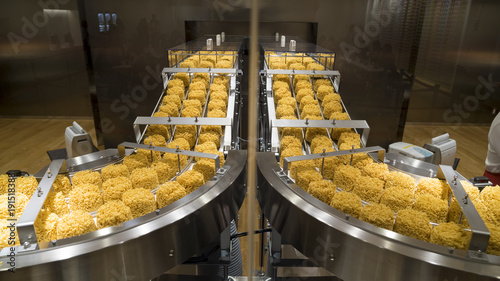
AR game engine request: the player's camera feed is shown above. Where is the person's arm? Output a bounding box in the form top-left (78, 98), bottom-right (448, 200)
top-left (486, 114), bottom-right (500, 174)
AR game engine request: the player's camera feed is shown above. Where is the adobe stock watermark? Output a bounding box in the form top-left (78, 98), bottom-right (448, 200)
top-left (100, 63), bottom-right (163, 135)
top-left (340, 2), bottom-right (400, 71)
top-left (212, 0), bottom-right (243, 21)
top-left (443, 73), bottom-right (497, 126)
top-left (7, 0), bottom-right (71, 54)
top-left (6, 173), bottom-right (17, 273)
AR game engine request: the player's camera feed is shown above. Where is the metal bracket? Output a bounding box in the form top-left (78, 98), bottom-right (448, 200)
top-left (133, 116), bottom-right (233, 144)
top-left (17, 159), bottom-right (65, 249)
top-left (271, 119), bottom-right (371, 150)
top-left (263, 69), bottom-right (340, 76)
top-left (282, 146), bottom-right (385, 175)
top-left (162, 67), bottom-right (237, 75)
top-left (437, 165), bottom-right (490, 253)
top-left (118, 142), bottom-right (221, 171)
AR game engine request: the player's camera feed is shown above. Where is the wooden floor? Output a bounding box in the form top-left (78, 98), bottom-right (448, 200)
top-left (0, 118), bottom-right (96, 174)
top-left (402, 123), bottom-right (489, 179)
top-left (0, 117), bottom-right (491, 275)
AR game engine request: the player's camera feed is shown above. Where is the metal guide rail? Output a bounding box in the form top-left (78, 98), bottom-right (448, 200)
top-left (280, 147), bottom-right (491, 256)
top-left (262, 69), bottom-right (341, 93)
top-left (65, 148), bottom-right (133, 173)
top-left (281, 146), bottom-right (384, 176)
top-left (118, 141), bottom-right (222, 172)
top-left (167, 40), bottom-right (241, 68)
top-left (162, 67), bottom-right (238, 76)
top-left (133, 116), bottom-right (234, 151)
top-left (271, 119), bottom-right (370, 152)
top-left (262, 45), bottom-right (336, 70)
top-left (0, 149), bottom-right (247, 280)
top-left (438, 165), bottom-right (490, 256)
top-left (261, 56), bottom-right (353, 154)
top-left (140, 65), bottom-right (241, 151)
top-left (11, 140), bottom-right (226, 252)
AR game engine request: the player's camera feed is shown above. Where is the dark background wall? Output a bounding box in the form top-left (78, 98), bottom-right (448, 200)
top-left (0, 0), bottom-right (92, 117)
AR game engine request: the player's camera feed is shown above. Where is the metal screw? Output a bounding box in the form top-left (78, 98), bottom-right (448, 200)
top-left (345, 214), bottom-right (350, 220)
top-left (448, 247), bottom-right (454, 254)
top-left (169, 250), bottom-right (174, 257)
top-left (462, 194), bottom-right (468, 205)
top-left (23, 241), bottom-right (30, 248)
top-left (330, 253), bottom-right (335, 261)
top-left (475, 250), bottom-right (483, 257)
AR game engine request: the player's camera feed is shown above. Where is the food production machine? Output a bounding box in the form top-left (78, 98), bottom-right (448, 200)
top-left (2, 34), bottom-right (500, 281)
top-left (0, 36), bottom-right (246, 280)
top-left (256, 40), bottom-right (500, 280)
top-left (388, 133), bottom-right (458, 166)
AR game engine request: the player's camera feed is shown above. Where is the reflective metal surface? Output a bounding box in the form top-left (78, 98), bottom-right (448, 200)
top-left (65, 148), bottom-right (134, 172)
top-left (0, 150), bottom-right (247, 281)
top-left (384, 152), bottom-right (439, 178)
top-left (257, 152), bottom-right (500, 281)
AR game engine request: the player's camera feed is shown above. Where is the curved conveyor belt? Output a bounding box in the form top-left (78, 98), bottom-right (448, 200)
top-left (0, 150), bottom-right (247, 281)
top-left (257, 152), bottom-right (500, 281)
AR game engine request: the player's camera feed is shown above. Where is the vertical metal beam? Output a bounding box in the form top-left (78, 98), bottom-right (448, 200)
top-left (247, 0), bottom-right (260, 279)
top-left (76, 0), bottom-right (103, 148)
top-left (220, 225), bottom-right (231, 275)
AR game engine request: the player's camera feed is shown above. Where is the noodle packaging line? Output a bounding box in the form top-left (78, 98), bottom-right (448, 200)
top-left (0, 38), bottom-right (247, 280)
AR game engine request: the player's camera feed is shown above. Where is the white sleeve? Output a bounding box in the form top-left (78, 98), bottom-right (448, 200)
top-left (486, 114), bottom-right (500, 173)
